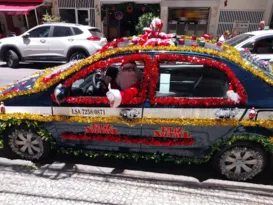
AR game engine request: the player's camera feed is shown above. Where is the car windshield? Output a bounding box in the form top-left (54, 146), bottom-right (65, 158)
top-left (89, 28), bottom-right (103, 37)
top-left (225, 34), bottom-right (254, 46)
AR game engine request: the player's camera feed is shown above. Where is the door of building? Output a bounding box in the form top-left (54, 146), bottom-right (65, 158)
top-left (77, 9), bottom-right (90, 25)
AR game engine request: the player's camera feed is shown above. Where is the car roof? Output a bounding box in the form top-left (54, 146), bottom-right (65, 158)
top-left (244, 29), bottom-right (273, 36)
top-left (42, 22), bottom-right (100, 30)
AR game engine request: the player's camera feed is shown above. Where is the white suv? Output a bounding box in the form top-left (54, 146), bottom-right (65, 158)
top-left (0, 23), bottom-right (107, 68)
top-left (225, 30), bottom-right (273, 61)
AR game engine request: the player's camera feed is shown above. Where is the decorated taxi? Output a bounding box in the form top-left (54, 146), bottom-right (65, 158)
top-left (0, 18), bottom-right (273, 181)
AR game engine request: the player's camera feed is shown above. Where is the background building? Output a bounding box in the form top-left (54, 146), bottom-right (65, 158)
top-left (162, 0), bottom-right (273, 37)
top-left (0, 0), bottom-right (52, 37)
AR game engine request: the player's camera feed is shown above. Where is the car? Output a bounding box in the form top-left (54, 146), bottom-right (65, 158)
top-left (0, 32), bottom-right (272, 182)
top-left (225, 30), bottom-right (273, 61)
top-left (0, 22), bottom-right (107, 68)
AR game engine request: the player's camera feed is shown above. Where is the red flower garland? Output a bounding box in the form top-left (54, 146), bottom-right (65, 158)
top-left (60, 133), bottom-right (195, 146)
top-left (43, 71), bottom-right (62, 84)
top-left (51, 54), bottom-right (151, 105)
top-left (149, 54), bottom-right (247, 106)
top-left (51, 53), bottom-right (247, 106)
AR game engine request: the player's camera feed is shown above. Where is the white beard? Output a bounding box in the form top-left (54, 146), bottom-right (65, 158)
top-left (116, 70), bottom-right (141, 90)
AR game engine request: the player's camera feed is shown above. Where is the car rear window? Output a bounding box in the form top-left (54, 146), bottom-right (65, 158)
top-left (88, 28), bottom-right (103, 37)
top-left (225, 34), bottom-right (254, 46)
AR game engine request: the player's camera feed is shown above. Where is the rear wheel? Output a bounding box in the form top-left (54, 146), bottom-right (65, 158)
top-left (69, 51), bottom-right (87, 62)
top-left (3, 128), bottom-right (50, 161)
top-left (212, 141), bottom-right (267, 181)
top-left (6, 50), bottom-right (19, 68)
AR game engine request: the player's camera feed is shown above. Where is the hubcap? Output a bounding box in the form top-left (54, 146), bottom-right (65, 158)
top-left (6, 52), bottom-right (13, 66)
top-left (70, 53), bottom-right (86, 61)
top-left (9, 129), bottom-right (44, 160)
top-left (220, 147), bottom-right (264, 181)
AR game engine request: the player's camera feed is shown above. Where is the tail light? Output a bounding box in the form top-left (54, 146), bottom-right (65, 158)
top-left (87, 36), bottom-right (101, 41)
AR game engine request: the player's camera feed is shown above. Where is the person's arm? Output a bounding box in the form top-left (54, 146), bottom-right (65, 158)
top-left (120, 85), bottom-right (139, 103)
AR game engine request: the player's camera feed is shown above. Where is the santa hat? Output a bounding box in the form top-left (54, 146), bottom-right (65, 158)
top-left (226, 83), bottom-right (240, 103)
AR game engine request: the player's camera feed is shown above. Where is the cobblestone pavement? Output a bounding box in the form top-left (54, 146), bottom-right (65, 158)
top-left (0, 163), bottom-right (272, 205)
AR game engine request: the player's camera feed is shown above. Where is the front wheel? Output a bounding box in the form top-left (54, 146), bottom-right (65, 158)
top-left (4, 128), bottom-right (50, 161)
top-left (6, 50), bottom-right (19, 68)
top-left (212, 141), bottom-right (267, 181)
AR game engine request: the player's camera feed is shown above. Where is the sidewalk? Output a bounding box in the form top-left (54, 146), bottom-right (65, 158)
top-left (0, 157), bottom-right (272, 205)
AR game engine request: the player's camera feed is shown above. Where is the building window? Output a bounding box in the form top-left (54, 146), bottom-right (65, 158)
top-left (60, 9), bottom-right (76, 23)
top-left (168, 8), bottom-right (210, 36)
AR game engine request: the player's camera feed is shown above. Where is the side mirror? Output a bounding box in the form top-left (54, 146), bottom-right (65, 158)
top-left (22, 33), bottom-right (30, 38)
top-left (54, 84), bottom-right (67, 104)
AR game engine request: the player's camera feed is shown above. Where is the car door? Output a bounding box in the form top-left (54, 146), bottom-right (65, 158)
top-left (141, 53), bottom-right (247, 157)
top-left (241, 35), bottom-right (273, 61)
top-left (47, 26), bottom-right (75, 61)
top-left (51, 54), bottom-right (151, 152)
top-left (20, 25), bottom-right (51, 60)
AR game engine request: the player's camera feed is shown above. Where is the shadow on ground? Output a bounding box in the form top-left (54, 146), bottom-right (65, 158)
top-left (0, 148), bottom-right (271, 185)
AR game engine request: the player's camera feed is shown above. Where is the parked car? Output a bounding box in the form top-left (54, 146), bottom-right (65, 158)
top-left (225, 30), bottom-right (273, 61)
top-left (0, 22), bottom-right (107, 68)
top-left (0, 34), bottom-right (272, 182)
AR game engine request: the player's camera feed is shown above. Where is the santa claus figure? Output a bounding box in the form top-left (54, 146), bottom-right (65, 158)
top-left (105, 62), bottom-right (143, 108)
top-left (132, 18), bottom-right (176, 46)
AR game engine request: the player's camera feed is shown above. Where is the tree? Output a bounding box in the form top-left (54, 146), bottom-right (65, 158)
top-left (135, 13), bottom-right (159, 35)
top-left (42, 13), bottom-right (62, 23)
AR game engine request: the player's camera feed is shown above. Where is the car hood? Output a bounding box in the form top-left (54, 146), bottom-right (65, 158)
top-left (0, 60), bottom-right (83, 101)
top-left (0, 70), bottom-right (45, 98)
top-left (0, 36), bottom-right (20, 43)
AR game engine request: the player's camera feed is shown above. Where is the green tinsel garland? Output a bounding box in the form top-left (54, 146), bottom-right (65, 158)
top-left (0, 119), bottom-right (273, 164)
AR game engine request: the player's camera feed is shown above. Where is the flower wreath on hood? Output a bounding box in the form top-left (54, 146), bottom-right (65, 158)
top-left (132, 18), bottom-right (176, 46)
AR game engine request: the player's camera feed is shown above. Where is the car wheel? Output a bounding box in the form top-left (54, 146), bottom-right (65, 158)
top-left (69, 51), bottom-right (87, 62)
top-left (6, 50), bottom-right (19, 68)
top-left (212, 141), bottom-right (267, 181)
top-left (3, 128), bottom-right (50, 161)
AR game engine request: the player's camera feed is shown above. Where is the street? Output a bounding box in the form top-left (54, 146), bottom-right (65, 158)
top-left (0, 63), bottom-right (273, 204)
top-left (0, 63), bottom-right (57, 87)
top-left (0, 150), bottom-right (273, 205)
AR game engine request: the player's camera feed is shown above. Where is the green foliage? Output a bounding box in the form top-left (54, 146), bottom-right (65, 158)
top-left (135, 13), bottom-right (159, 35)
top-left (0, 118), bottom-right (272, 165)
top-left (58, 134), bottom-right (273, 165)
top-left (0, 119), bottom-right (56, 148)
top-left (42, 13), bottom-right (62, 23)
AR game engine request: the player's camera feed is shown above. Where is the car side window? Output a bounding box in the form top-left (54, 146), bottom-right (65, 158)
top-left (252, 37), bottom-right (273, 54)
top-left (156, 61), bottom-right (229, 98)
top-left (28, 26), bottom-right (51, 38)
top-left (70, 61), bottom-right (145, 97)
top-left (61, 54), bottom-right (151, 105)
top-left (53, 26), bottom-right (73, 37)
top-left (73, 27), bottom-right (83, 35)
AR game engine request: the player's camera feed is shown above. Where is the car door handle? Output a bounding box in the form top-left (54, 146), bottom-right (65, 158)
top-left (40, 39), bottom-right (46, 43)
top-left (68, 39), bottom-right (74, 42)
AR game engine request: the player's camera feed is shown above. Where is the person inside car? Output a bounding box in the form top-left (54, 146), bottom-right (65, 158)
top-left (102, 61), bottom-right (143, 108)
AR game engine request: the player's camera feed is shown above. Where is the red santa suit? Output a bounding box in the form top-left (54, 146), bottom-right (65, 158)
top-left (106, 63), bottom-right (142, 108)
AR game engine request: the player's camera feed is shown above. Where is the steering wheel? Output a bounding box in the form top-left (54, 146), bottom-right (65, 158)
top-left (92, 70), bottom-right (109, 90)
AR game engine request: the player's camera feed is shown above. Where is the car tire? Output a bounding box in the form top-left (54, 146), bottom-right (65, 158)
top-left (212, 141), bottom-right (267, 181)
top-left (6, 50), bottom-right (19, 68)
top-left (68, 51), bottom-right (87, 62)
top-left (3, 126), bottom-right (51, 161)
